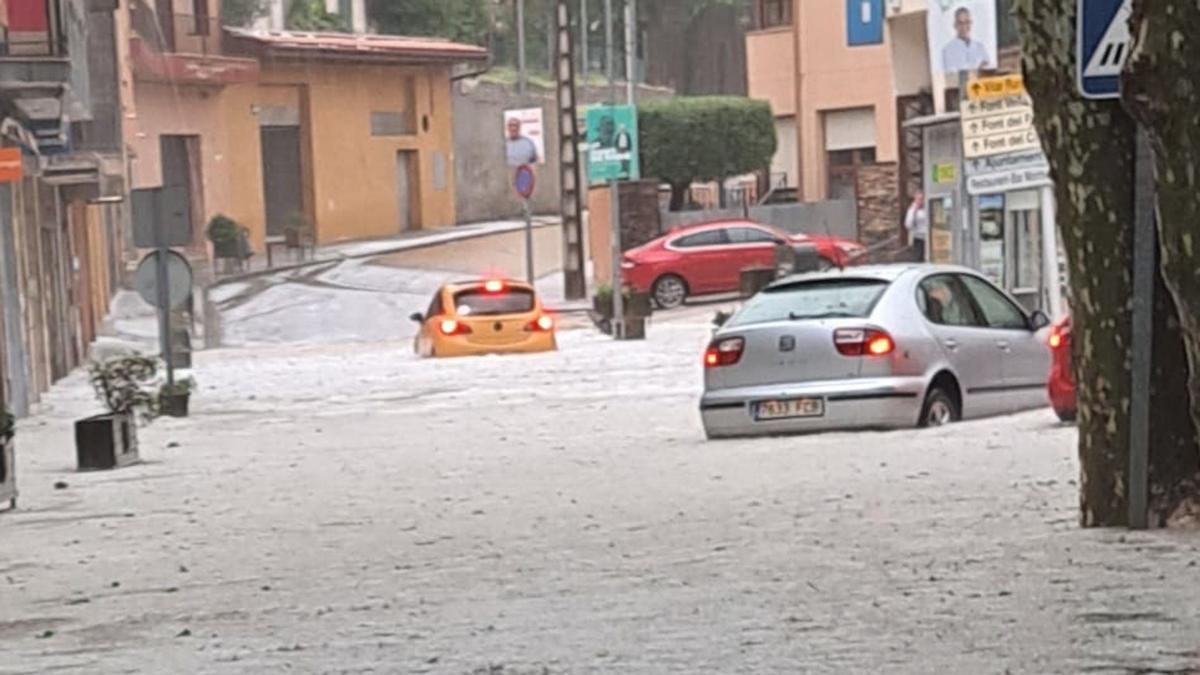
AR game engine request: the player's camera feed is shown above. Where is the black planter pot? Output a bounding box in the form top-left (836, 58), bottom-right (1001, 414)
top-left (0, 438), bottom-right (15, 510)
top-left (161, 393), bottom-right (190, 418)
top-left (75, 413), bottom-right (140, 471)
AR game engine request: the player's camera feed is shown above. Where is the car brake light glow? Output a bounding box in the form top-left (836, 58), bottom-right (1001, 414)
top-left (704, 337), bottom-right (745, 368)
top-left (440, 319), bottom-right (472, 336)
top-left (526, 315), bottom-right (555, 332)
top-left (834, 327), bottom-right (894, 357)
top-left (1049, 332), bottom-right (1063, 348)
top-left (484, 279), bottom-right (505, 293)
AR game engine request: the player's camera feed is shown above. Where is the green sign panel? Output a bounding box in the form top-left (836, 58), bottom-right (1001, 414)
top-left (586, 105), bottom-right (640, 183)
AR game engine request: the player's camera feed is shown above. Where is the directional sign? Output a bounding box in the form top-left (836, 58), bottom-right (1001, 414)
top-left (961, 94), bottom-right (1041, 159)
top-left (1078, 0), bottom-right (1132, 99)
top-left (967, 74), bottom-right (1025, 102)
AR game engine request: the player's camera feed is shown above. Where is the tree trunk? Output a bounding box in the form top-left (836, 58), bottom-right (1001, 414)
top-left (1123, 0), bottom-right (1200, 459)
top-left (669, 181), bottom-right (688, 211)
top-left (1014, 0), bottom-right (1199, 526)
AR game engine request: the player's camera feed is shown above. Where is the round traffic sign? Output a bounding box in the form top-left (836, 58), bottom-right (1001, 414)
top-left (513, 164), bottom-right (536, 200)
top-left (134, 250), bottom-right (194, 310)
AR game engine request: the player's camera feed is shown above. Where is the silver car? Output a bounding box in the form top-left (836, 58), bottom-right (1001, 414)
top-left (701, 265), bottom-right (1052, 439)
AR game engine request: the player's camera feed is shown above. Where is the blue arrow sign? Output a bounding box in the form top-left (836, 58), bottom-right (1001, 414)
top-left (1077, 0), bottom-right (1131, 99)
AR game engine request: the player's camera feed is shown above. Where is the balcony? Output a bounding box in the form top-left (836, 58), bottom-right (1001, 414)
top-left (129, 11), bottom-right (259, 86)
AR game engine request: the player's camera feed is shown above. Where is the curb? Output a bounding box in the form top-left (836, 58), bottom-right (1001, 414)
top-left (205, 218), bottom-right (564, 291)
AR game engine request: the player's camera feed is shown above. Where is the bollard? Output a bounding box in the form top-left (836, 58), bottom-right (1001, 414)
top-left (0, 436), bottom-right (15, 510)
top-left (75, 414), bottom-right (140, 471)
top-left (740, 266), bottom-right (777, 298)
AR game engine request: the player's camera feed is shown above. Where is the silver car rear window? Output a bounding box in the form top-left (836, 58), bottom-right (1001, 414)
top-left (728, 279), bottom-right (890, 327)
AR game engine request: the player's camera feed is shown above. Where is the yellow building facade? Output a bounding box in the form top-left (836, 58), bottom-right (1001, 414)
top-left (127, 9), bottom-right (485, 253)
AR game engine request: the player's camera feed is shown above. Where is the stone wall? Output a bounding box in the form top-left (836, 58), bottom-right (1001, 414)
top-left (855, 162), bottom-right (903, 250)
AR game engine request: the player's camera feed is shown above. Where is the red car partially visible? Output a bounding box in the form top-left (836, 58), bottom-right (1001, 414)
top-left (620, 220), bottom-right (864, 309)
top-left (1047, 316), bottom-right (1076, 422)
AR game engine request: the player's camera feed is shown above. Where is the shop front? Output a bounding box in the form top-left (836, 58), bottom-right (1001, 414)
top-left (909, 113), bottom-right (1064, 318)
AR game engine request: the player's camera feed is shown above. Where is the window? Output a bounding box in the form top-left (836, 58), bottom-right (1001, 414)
top-left (728, 227), bottom-right (780, 244)
top-left (1011, 208), bottom-right (1043, 290)
top-left (673, 230), bottom-right (728, 248)
top-left (756, 0), bottom-right (792, 29)
top-left (960, 275), bottom-right (1029, 330)
top-left (729, 279), bottom-right (890, 327)
top-left (847, 0), bottom-right (884, 47)
top-left (453, 289), bottom-right (536, 316)
top-left (918, 275), bottom-right (982, 327)
top-left (826, 147), bottom-right (877, 200)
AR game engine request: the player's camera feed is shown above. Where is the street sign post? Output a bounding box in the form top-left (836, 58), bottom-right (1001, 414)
top-left (1078, 0), bottom-right (1150, 528)
top-left (134, 251), bottom-right (193, 310)
top-left (1077, 0), bottom-right (1132, 99)
top-left (514, 164), bottom-right (537, 283)
top-left (961, 77), bottom-right (1041, 160)
top-left (586, 104), bottom-right (640, 339)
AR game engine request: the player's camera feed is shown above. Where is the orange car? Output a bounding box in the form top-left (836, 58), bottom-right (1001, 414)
top-left (410, 279), bottom-right (557, 358)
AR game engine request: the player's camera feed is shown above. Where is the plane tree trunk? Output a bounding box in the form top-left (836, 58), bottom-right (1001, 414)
top-left (1013, 0), bottom-right (1199, 527)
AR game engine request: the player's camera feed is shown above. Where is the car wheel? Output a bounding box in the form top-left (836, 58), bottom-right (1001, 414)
top-left (919, 387), bottom-right (960, 428)
top-left (652, 274), bottom-right (688, 309)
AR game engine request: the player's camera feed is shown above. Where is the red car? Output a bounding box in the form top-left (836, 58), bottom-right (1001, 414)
top-left (620, 220), bottom-right (865, 309)
top-left (1047, 315), bottom-right (1076, 422)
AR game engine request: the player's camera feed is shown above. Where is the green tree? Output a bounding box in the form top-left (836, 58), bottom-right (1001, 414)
top-left (366, 0), bottom-right (490, 44)
top-left (639, 97), bottom-right (776, 210)
top-left (1013, 1), bottom-right (1199, 526)
top-left (287, 0), bottom-right (348, 31)
top-left (222, 0), bottom-right (264, 27)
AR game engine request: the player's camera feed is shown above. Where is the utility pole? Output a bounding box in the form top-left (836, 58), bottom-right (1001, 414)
top-left (517, 0), bottom-right (527, 95)
top-left (580, 0), bottom-right (589, 84)
top-left (604, 0), bottom-right (615, 103)
top-left (554, 0), bottom-right (587, 300)
top-left (624, 0), bottom-right (636, 104)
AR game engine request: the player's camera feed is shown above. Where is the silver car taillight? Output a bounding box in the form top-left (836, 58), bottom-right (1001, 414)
top-left (704, 337), bottom-right (745, 368)
top-left (834, 328), bottom-right (894, 357)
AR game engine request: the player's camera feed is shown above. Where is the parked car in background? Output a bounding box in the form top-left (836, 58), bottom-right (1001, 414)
top-left (620, 220), bottom-right (865, 309)
top-left (700, 265), bottom-right (1052, 439)
top-left (1047, 315), bottom-right (1076, 422)
top-left (410, 279), bottom-right (556, 358)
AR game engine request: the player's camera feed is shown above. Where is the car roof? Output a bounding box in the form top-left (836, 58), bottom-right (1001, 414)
top-left (443, 278), bottom-right (536, 293)
top-left (667, 219), bottom-right (763, 234)
top-left (767, 263), bottom-right (977, 288)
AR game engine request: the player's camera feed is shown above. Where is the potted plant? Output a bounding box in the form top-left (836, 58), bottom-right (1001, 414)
top-left (1, 407), bottom-right (15, 510)
top-left (206, 214), bottom-right (250, 260)
top-left (76, 355), bottom-right (160, 471)
top-left (283, 212), bottom-right (315, 249)
top-left (591, 284), bottom-right (652, 339)
top-left (158, 377), bottom-right (195, 418)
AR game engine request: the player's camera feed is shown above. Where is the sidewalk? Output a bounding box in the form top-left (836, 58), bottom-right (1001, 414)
top-left (211, 216), bottom-right (564, 286)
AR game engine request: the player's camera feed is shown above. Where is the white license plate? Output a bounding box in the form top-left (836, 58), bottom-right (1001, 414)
top-left (754, 397), bottom-right (826, 421)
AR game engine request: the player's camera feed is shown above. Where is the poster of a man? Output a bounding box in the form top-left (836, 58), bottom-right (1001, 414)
top-left (503, 108), bottom-right (545, 167)
top-left (927, 1), bottom-right (997, 75)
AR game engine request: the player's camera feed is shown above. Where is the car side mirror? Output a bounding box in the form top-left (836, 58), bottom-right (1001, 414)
top-left (1030, 310), bottom-right (1051, 331)
top-left (713, 310), bottom-right (732, 328)
top-left (409, 312), bottom-right (425, 323)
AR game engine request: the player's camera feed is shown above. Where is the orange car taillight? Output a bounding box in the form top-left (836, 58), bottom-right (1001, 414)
top-left (525, 315), bottom-right (554, 332)
top-left (834, 327), bottom-right (894, 357)
top-left (439, 319), bottom-right (473, 336)
top-left (704, 337), bottom-right (744, 368)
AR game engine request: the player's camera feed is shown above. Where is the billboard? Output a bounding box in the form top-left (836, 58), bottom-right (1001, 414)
top-left (927, 0), bottom-right (998, 75)
top-left (503, 108), bottom-right (546, 167)
top-left (585, 105), bottom-right (640, 184)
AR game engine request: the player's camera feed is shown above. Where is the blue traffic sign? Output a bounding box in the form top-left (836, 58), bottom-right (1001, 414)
top-left (1077, 0), bottom-right (1131, 99)
top-left (513, 164), bottom-right (536, 200)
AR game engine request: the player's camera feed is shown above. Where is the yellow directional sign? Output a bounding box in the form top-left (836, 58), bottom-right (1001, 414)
top-left (967, 74), bottom-right (1026, 102)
